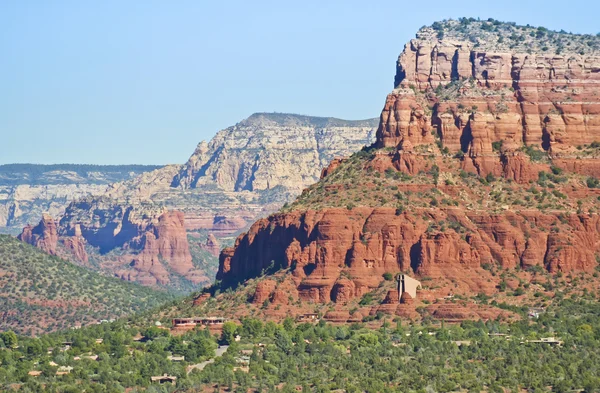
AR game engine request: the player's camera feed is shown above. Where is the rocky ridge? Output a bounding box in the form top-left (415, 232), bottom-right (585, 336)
top-left (172, 113), bottom-right (378, 192)
top-left (0, 164), bottom-right (160, 233)
top-left (210, 20), bottom-right (600, 323)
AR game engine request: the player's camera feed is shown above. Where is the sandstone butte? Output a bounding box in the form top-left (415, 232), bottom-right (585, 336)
top-left (212, 20), bottom-right (600, 322)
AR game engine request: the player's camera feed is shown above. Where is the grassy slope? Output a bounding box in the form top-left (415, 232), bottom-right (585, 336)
top-left (0, 235), bottom-right (174, 336)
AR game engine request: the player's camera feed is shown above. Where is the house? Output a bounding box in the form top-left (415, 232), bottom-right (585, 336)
top-left (453, 340), bottom-right (472, 347)
top-left (95, 339), bottom-right (103, 344)
top-left (56, 366), bottom-right (73, 376)
top-left (296, 313), bottom-right (319, 322)
top-left (396, 274), bottom-right (421, 300)
top-left (28, 371), bottom-right (42, 377)
top-left (172, 317), bottom-right (225, 327)
top-left (524, 337), bottom-right (563, 346)
top-left (235, 355), bottom-right (250, 365)
top-left (151, 374), bottom-right (177, 385)
top-left (489, 333), bottom-right (510, 339)
top-left (74, 354), bottom-right (99, 361)
top-left (167, 355), bottom-right (185, 361)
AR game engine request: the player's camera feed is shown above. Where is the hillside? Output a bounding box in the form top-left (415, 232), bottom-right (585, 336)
top-left (1, 293), bottom-right (600, 392)
top-left (0, 164), bottom-right (161, 233)
top-left (205, 19), bottom-right (600, 323)
top-left (0, 235), bottom-right (174, 336)
top-left (19, 113), bottom-right (377, 290)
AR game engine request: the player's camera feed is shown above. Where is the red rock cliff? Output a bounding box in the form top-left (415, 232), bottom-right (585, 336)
top-left (218, 207), bottom-right (600, 302)
top-left (18, 213), bottom-right (59, 256)
top-left (376, 22), bottom-right (600, 181)
top-left (217, 21), bottom-right (600, 304)
top-left (21, 198), bottom-right (197, 287)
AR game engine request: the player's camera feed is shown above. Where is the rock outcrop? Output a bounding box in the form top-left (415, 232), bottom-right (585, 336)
top-left (215, 21), bottom-right (600, 312)
top-left (218, 207), bottom-right (599, 302)
top-left (21, 198), bottom-right (199, 288)
top-left (377, 20), bottom-right (600, 181)
top-left (172, 113), bottom-right (378, 192)
top-left (18, 213), bottom-right (58, 256)
top-left (201, 234), bottom-right (221, 257)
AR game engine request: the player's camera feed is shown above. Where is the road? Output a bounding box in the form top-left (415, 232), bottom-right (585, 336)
top-left (186, 345), bottom-right (229, 374)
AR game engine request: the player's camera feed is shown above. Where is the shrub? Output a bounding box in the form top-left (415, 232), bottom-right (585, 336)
top-left (492, 140), bottom-right (504, 152)
top-left (550, 166), bottom-right (563, 175)
top-left (522, 145), bottom-right (546, 162)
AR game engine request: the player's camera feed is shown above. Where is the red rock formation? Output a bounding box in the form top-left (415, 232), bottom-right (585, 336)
top-left (324, 310), bottom-right (351, 323)
top-left (201, 234), bottom-right (221, 257)
top-left (18, 214), bottom-right (58, 256)
top-left (321, 158), bottom-right (345, 179)
top-left (374, 30), bottom-right (600, 180)
top-left (61, 236), bottom-right (88, 264)
top-left (252, 279), bottom-right (277, 305)
top-left (400, 292), bottom-right (414, 305)
top-left (218, 207), bottom-right (600, 303)
top-left (205, 23), bottom-right (600, 323)
top-left (23, 199), bottom-right (197, 288)
top-left (126, 211), bottom-right (195, 285)
top-left (193, 293), bottom-right (211, 306)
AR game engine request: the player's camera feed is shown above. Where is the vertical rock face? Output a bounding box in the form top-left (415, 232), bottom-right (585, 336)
top-left (60, 226), bottom-right (89, 264)
top-left (18, 213), bottom-right (58, 256)
top-left (377, 21), bottom-right (600, 181)
top-left (20, 198), bottom-right (196, 288)
top-left (218, 208), bottom-right (599, 302)
top-left (216, 21), bottom-right (600, 306)
top-left (172, 113), bottom-right (378, 192)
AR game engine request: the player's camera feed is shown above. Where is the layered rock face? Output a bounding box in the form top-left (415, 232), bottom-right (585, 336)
top-left (216, 21), bottom-right (600, 309)
top-left (0, 165), bottom-right (160, 233)
top-left (218, 207), bottom-right (599, 302)
top-left (172, 113), bottom-right (378, 192)
top-left (84, 114), bottom-right (376, 236)
top-left (18, 213), bottom-right (59, 256)
top-left (20, 198), bottom-right (201, 287)
top-left (378, 21), bottom-right (600, 181)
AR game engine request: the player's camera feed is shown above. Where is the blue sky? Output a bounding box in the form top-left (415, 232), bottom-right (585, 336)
top-left (2, 0), bottom-right (599, 165)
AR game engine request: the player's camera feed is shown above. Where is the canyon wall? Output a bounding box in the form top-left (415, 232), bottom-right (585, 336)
top-left (172, 113), bottom-right (378, 192)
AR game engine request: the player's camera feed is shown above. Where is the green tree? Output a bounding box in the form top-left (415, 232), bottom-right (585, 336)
top-left (1, 331), bottom-right (18, 348)
top-left (221, 321), bottom-right (238, 344)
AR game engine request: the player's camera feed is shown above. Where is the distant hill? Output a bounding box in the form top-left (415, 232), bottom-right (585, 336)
top-left (0, 163), bottom-right (162, 186)
top-left (0, 164), bottom-right (162, 232)
top-left (0, 235), bottom-right (174, 336)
